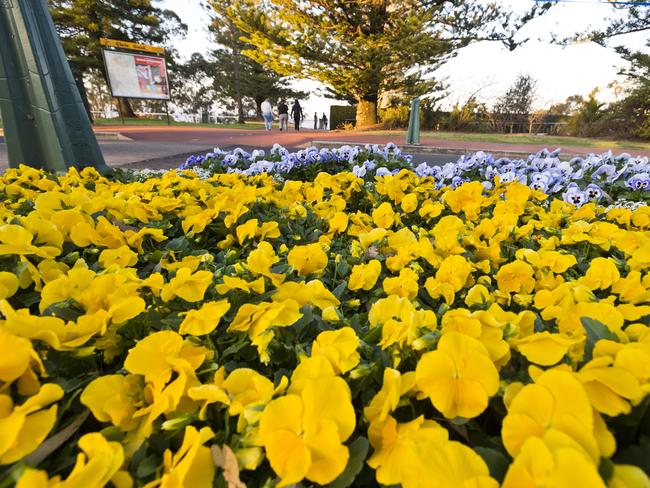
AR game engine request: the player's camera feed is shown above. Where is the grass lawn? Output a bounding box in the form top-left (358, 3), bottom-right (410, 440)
top-left (361, 129), bottom-right (650, 151)
top-left (92, 117), bottom-right (265, 130)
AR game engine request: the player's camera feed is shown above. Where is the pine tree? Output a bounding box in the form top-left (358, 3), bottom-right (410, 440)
top-left (49, 0), bottom-right (186, 118)
top-left (225, 1), bottom-right (552, 126)
top-left (207, 0), bottom-right (306, 123)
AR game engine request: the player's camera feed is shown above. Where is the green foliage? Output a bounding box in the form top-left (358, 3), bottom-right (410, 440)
top-left (206, 0), bottom-right (307, 122)
top-left (330, 105), bottom-right (357, 130)
top-left (565, 90), bottom-right (607, 138)
top-left (379, 106), bottom-right (410, 129)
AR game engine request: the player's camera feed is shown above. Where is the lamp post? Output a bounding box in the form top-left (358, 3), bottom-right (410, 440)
top-left (0, 0), bottom-right (107, 171)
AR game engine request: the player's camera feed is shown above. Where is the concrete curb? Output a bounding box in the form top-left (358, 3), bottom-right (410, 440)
top-left (94, 131), bottom-right (134, 141)
top-left (304, 140), bottom-right (589, 159)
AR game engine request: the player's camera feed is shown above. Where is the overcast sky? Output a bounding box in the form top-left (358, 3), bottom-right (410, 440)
top-left (160, 0), bottom-right (649, 115)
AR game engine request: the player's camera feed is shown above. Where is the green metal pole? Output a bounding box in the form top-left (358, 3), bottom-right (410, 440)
top-left (0, 0), bottom-right (107, 171)
top-left (406, 97), bottom-right (420, 145)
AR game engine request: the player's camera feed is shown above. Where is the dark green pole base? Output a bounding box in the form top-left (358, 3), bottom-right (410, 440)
top-left (0, 0), bottom-right (107, 172)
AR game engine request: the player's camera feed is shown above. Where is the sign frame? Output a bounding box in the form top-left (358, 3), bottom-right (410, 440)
top-left (101, 48), bottom-right (171, 101)
top-left (100, 38), bottom-right (164, 55)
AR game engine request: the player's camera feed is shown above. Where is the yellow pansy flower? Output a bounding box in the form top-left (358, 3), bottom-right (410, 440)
top-left (416, 331), bottom-right (499, 419)
top-left (0, 224), bottom-right (60, 258)
top-left (229, 300), bottom-right (303, 363)
top-left (311, 327), bottom-right (360, 374)
top-left (383, 267), bottom-right (419, 299)
top-left (236, 218), bottom-right (259, 244)
top-left (577, 356), bottom-right (644, 416)
top-left (496, 260), bottom-right (536, 294)
top-left (501, 369), bottom-right (599, 461)
top-left (16, 433), bottom-right (131, 488)
top-left (364, 368), bottom-right (416, 424)
top-left (124, 330), bottom-right (209, 390)
top-left (288, 243), bottom-right (328, 276)
top-left (272, 280), bottom-right (339, 310)
top-left (369, 295), bottom-right (437, 348)
top-left (516, 332), bottom-right (582, 366)
top-left (246, 242), bottom-right (285, 286)
top-left (327, 211), bottom-right (349, 234)
top-left (98, 245), bottom-right (138, 268)
top-left (0, 328), bottom-right (41, 388)
top-left (502, 436), bottom-right (605, 488)
top-left (0, 272), bottom-right (19, 300)
top-left (259, 357), bottom-right (355, 487)
top-left (608, 465), bottom-right (650, 488)
top-left (1, 301), bottom-right (106, 351)
top-left (442, 181), bottom-right (484, 220)
top-left (348, 260), bottom-right (382, 291)
top-left (81, 374), bottom-right (143, 431)
top-left (400, 193), bottom-right (418, 213)
top-left (0, 383), bottom-right (63, 464)
top-left (367, 415), bottom-right (497, 488)
top-left (179, 299), bottom-right (231, 335)
top-left (215, 276), bottom-right (265, 295)
top-left (372, 202), bottom-right (395, 229)
top-left (580, 257), bottom-right (621, 290)
top-left (144, 426), bottom-right (214, 488)
top-left (160, 268), bottom-right (213, 302)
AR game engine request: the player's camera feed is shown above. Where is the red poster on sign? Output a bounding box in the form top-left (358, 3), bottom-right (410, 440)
top-left (134, 55), bottom-right (169, 98)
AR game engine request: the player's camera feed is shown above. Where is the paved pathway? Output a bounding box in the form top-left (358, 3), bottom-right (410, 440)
top-left (2, 126), bottom-right (648, 169)
top-left (93, 126), bottom-right (650, 158)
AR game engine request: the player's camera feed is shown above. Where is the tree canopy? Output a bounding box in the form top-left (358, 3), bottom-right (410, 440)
top-left (225, 0), bottom-right (552, 126)
top-left (207, 0), bottom-right (307, 123)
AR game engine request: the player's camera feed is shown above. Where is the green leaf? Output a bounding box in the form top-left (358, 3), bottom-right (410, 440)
top-left (581, 317), bottom-right (618, 361)
top-left (332, 281), bottom-right (348, 299)
top-left (336, 259), bottom-right (349, 277)
top-left (598, 457), bottom-right (615, 483)
top-left (135, 454), bottom-right (160, 478)
top-left (475, 446), bottom-right (510, 482)
top-left (324, 437), bottom-right (369, 488)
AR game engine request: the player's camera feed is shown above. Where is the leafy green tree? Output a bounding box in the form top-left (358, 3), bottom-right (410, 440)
top-left (576, 3), bottom-right (649, 46)
top-left (172, 53), bottom-right (218, 115)
top-left (607, 42), bottom-right (650, 140)
top-left (491, 74), bottom-right (537, 133)
top-left (207, 0), bottom-right (306, 123)
top-left (49, 0), bottom-right (186, 118)
top-left (225, 1), bottom-right (552, 126)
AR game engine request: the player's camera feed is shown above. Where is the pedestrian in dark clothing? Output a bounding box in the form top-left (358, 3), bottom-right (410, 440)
top-left (291, 100), bottom-right (303, 131)
top-left (314, 112), bottom-right (318, 130)
top-left (278, 100), bottom-right (289, 131)
top-left (322, 113), bottom-right (328, 130)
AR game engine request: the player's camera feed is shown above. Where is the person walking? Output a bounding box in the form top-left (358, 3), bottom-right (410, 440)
top-left (321, 113), bottom-right (328, 130)
top-left (314, 112), bottom-right (318, 130)
top-left (291, 100), bottom-right (303, 131)
top-left (261, 98), bottom-right (273, 130)
top-left (278, 100), bottom-right (289, 131)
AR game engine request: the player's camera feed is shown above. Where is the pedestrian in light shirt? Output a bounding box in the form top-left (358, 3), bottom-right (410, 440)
top-left (261, 98), bottom-right (273, 130)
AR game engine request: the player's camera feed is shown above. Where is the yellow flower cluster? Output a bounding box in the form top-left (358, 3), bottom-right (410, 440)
top-left (0, 165), bottom-right (649, 487)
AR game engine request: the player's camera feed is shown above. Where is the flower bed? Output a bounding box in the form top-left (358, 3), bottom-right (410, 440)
top-left (0, 162), bottom-right (649, 487)
top-left (181, 144), bottom-right (650, 206)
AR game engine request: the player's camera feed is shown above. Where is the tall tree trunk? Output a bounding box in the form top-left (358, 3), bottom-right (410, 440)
top-left (117, 98), bottom-right (137, 118)
top-left (237, 98), bottom-right (244, 124)
top-left (255, 97), bottom-right (264, 119)
top-left (228, 15), bottom-right (245, 125)
top-left (356, 96), bottom-right (378, 127)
